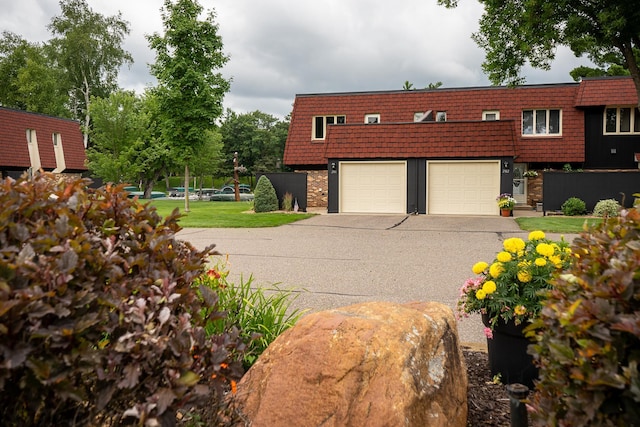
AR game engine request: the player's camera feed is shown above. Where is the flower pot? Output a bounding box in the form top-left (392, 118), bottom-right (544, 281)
top-left (482, 314), bottom-right (537, 388)
top-left (500, 209), bottom-right (512, 217)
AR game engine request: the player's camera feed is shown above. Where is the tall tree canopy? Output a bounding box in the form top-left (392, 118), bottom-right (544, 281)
top-left (148, 0), bottom-right (230, 211)
top-left (87, 90), bottom-right (145, 183)
top-left (220, 110), bottom-right (289, 180)
top-left (0, 32), bottom-right (69, 117)
top-left (440, 0), bottom-right (640, 101)
top-left (48, 0), bottom-right (132, 147)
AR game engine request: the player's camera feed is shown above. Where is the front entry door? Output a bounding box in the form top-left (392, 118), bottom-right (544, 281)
top-left (513, 163), bottom-right (527, 205)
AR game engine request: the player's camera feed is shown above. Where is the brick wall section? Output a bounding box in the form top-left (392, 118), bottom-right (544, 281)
top-left (527, 175), bottom-right (543, 206)
top-left (297, 169), bottom-right (328, 207)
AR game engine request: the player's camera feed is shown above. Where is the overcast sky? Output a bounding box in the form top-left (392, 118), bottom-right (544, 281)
top-left (1, 0), bottom-right (589, 119)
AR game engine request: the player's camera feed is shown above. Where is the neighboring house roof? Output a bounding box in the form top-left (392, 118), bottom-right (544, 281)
top-left (575, 76), bottom-right (638, 107)
top-left (285, 78), bottom-right (640, 167)
top-left (0, 107), bottom-right (86, 172)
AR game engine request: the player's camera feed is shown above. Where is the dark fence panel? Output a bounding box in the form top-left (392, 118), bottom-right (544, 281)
top-left (542, 171), bottom-right (640, 213)
top-left (256, 172), bottom-right (308, 212)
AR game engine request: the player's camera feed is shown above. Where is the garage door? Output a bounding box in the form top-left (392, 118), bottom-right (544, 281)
top-left (427, 161), bottom-right (500, 215)
top-left (340, 162), bottom-right (406, 213)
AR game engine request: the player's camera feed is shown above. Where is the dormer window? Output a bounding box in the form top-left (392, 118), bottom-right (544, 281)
top-left (436, 111), bottom-right (447, 122)
top-left (483, 111), bottom-right (500, 121)
top-left (414, 111), bottom-right (434, 122)
top-left (313, 115), bottom-right (346, 140)
top-left (604, 107), bottom-right (640, 134)
top-left (364, 114), bottom-right (380, 124)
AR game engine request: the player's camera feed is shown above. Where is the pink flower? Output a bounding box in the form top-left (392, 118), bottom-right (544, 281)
top-left (483, 327), bottom-right (494, 339)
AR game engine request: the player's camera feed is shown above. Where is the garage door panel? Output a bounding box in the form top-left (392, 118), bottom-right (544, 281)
top-left (340, 162), bottom-right (406, 213)
top-left (428, 161), bottom-right (500, 215)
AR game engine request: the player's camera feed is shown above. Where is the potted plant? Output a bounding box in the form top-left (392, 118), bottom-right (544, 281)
top-left (457, 231), bottom-right (573, 387)
top-left (496, 193), bottom-right (516, 216)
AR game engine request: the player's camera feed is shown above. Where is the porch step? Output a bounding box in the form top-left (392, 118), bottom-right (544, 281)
top-left (514, 203), bottom-right (534, 210)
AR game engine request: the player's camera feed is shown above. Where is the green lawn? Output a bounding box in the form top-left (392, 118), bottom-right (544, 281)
top-left (148, 199), bottom-right (316, 228)
top-left (515, 216), bottom-right (603, 233)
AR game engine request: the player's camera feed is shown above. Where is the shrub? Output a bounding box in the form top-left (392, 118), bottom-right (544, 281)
top-left (197, 258), bottom-right (305, 368)
top-left (0, 174), bottom-right (245, 426)
top-left (593, 198), bottom-right (621, 217)
top-left (282, 192), bottom-right (293, 211)
top-left (253, 175), bottom-right (278, 213)
top-left (528, 208), bottom-right (640, 425)
top-left (561, 197), bottom-right (586, 216)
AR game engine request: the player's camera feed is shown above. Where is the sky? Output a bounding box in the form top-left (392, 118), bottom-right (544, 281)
top-left (1, 0), bottom-right (590, 119)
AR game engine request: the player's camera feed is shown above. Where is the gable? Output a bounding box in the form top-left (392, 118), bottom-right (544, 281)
top-left (0, 107), bottom-right (86, 172)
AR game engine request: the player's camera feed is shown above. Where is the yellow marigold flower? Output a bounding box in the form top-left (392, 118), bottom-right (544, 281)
top-left (517, 270), bottom-right (532, 282)
top-left (482, 280), bottom-right (497, 294)
top-left (528, 230), bottom-right (546, 241)
top-left (503, 237), bottom-right (525, 253)
top-left (472, 261), bottom-right (489, 275)
top-left (564, 247), bottom-right (572, 254)
top-left (514, 305), bottom-right (527, 315)
top-left (549, 255), bottom-right (562, 268)
top-left (534, 257), bottom-right (547, 267)
top-left (496, 251), bottom-right (512, 262)
top-left (536, 242), bottom-right (555, 257)
top-left (489, 262), bottom-right (504, 278)
top-left (475, 289), bottom-right (487, 300)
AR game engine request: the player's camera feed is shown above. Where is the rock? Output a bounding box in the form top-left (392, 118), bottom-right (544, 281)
top-left (233, 301), bottom-right (467, 427)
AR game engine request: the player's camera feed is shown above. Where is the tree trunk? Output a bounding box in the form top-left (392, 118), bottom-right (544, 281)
top-left (82, 73), bottom-right (91, 149)
top-left (620, 39), bottom-right (640, 108)
top-left (184, 164), bottom-right (190, 212)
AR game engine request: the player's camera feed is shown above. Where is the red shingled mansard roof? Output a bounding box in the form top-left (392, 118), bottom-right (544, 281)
top-left (0, 107), bottom-right (86, 171)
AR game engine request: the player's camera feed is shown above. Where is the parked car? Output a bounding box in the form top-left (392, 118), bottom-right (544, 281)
top-left (219, 184), bottom-right (252, 194)
top-left (209, 185), bottom-right (254, 201)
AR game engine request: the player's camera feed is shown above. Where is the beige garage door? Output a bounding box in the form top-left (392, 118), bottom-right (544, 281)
top-left (340, 161), bottom-right (406, 213)
top-left (427, 161), bottom-right (501, 215)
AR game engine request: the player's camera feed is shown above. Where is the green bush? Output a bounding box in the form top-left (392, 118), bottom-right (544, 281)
top-left (0, 174), bottom-right (245, 426)
top-left (561, 197), bottom-right (587, 216)
top-left (253, 175), bottom-right (278, 213)
top-left (197, 259), bottom-right (305, 368)
top-left (593, 198), bottom-right (621, 217)
top-left (528, 208), bottom-right (640, 425)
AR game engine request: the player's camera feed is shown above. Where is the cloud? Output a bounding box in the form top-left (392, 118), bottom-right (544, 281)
top-left (1, 0), bottom-right (590, 119)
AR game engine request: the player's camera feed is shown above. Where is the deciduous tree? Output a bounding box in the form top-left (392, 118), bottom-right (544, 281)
top-left (48, 0), bottom-right (132, 147)
top-left (439, 0), bottom-right (640, 102)
top-left (0, 32), bottom-right (69, 117)
top-left (220, 110), bottom-right (289, 181)
top-left (148, 0), bottom-right (230, 211)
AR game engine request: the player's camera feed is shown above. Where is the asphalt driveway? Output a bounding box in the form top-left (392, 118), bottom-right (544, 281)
top-left (177, 212), bottom-right (573, 347)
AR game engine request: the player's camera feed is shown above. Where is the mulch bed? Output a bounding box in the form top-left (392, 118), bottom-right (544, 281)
top-left (464, 348), bottom-right (523, 427)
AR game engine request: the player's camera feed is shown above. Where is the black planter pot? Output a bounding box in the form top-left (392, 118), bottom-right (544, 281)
top-left (482, 314), bottom-right (538, 389)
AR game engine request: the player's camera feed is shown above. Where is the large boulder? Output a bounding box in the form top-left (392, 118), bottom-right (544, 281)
top-left (234, 301), bottom-right (467, 427)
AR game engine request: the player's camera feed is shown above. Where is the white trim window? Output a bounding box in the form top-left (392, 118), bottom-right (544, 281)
top-left (522, 109), bottom-right (561, 136)
top-left (364, 113), bottom-right (380, 124)
top-left (312, 115), bottom-right (346, 140)
top-left (482, 110), bottom-right (500, 121)
top-left (52, 132), bottom-right (61, 146)
top-left (604, 106), bottom-right (640, 134)
top-left (436, 111), bottom-right (447, 122)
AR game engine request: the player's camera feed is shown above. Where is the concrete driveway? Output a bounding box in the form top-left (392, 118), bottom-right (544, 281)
top-left (177, 211), bottom-right (574, 347)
